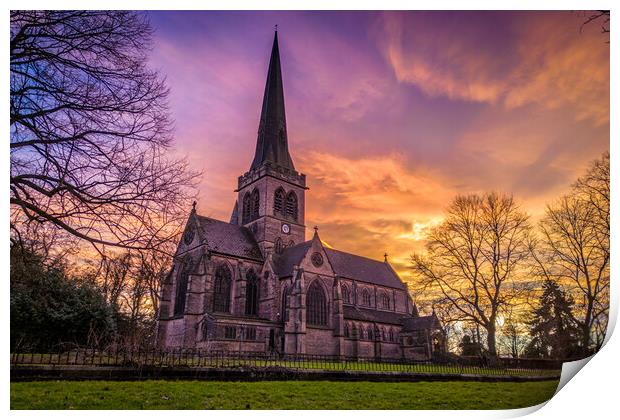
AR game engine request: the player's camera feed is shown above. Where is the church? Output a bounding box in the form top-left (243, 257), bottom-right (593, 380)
top-left (156, 31), bottom-right (445, 360)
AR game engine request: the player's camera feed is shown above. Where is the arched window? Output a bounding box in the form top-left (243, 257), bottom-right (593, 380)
top-left (174, 259), bottom-right (191, 316)
top-left (274, 187), bottom-right (285, 216)
top-left (242, 193), bottom-right (251, 224)
top-left (341, 284), bottom-right (350, 304)
top-left (389, 329), bottom-right (394, 342)
top-left (367, 326), bottom-right (374, 341)
top-left (251, 189), bottom-right (260, 220)
top-left (306, 281), bottom-right (328, 326)
top-left (361, 289), bottom-right (371, 307)
top-left (344, 323), bottom-right (350, 338)
top-left (380, 292), bottom-right (390, 309)
top-left (213, 265), bottom-right (232, 313)
top-left (274, 237), bottom-right (283, 254)
top-left (285, 191), bottom-right (298, 221)
top-left (281, 285), bottom-right (289, 322)
top-left (245, 269), bottom-right (259, 316)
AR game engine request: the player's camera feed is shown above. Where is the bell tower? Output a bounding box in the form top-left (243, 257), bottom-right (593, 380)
top-left (232, 30), bottom-right (307, 254)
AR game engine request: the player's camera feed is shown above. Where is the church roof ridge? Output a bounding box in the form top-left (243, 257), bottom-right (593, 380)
top-left (273, 239), bottom-right (406, 290)
top-left (194, 214), bottom-right (263, 261)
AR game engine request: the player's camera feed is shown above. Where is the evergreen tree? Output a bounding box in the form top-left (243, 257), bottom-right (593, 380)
top-left (525, 280), bottom-right (580, 359)
top-left (10, 243), bottom-right (116, 352)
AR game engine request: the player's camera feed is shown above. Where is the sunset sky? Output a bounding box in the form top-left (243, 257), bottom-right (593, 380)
top-left (147, 11), bottom-right (609, 279)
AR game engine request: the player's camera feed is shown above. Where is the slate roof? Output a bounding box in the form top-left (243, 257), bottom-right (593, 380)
top-left (195, 215), bottom-right (263, 261)
top-left (343, 306), bottom-right (409, 325)
top-left (401, 315), bottom-right (442, 332)
top-left (325, 248), bottom-right (406, 290)
top-left (274, 241), bottom-right (313, 277)
top-left (274, 241), bottom-right (407, 290)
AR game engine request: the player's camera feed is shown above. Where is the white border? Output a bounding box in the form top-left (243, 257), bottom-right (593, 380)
top-left (3, 1), bottom-right (617, 419)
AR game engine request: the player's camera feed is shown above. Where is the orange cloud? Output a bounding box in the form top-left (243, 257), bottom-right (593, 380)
top-left (377, 11), bottom-right (609, 126)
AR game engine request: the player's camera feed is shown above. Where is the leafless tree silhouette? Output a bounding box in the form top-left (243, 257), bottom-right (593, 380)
top-left (412, 193), bottom-right (532, 357)
top-left (581, 10), bottom-right (610, 35)
top-left (531, 153), bottom-right (610, 354)
top-left (10, 11), bottom-right (199, 256)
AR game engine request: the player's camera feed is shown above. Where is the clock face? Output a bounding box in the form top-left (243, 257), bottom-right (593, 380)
top-left (281, 223), bottom-right (290, 234)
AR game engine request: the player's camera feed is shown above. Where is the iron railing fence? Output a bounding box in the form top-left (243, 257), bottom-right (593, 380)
top-left (10, 349), bottom-right (562, 378)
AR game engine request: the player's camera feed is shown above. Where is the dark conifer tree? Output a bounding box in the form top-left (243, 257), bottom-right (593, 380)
top-left (525, 280), bottom-right (580, 359)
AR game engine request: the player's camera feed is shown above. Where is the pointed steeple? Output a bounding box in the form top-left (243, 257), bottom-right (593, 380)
top-left (250, 30), bottom-right (295, 171)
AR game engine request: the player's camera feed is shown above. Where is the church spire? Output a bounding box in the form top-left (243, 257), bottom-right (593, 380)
top-left (250, 30), bottom-right (295, 171)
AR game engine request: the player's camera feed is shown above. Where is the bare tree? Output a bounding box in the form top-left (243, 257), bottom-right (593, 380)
top-left (10, 11), bottom-right (198, 256)
top-left (497, 305), bottom-right (529, 358)
top-left (533, 153), bottom-right (610, 354)
top-left (581, 10), bottom-right (610, 35)
top-left (412, 193), bottom-right (532, 357)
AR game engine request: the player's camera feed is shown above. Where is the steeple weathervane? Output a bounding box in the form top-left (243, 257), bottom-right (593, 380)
top-left (250, 30), bottom-right (295, 171)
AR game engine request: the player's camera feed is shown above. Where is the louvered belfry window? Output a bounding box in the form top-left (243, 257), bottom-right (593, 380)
top-left (285, 191), bottom-right (298, 221)
top-left (242, 192), bottom-right (252, 224)
top-left (307, 281), bottom-right (328, 326)
top-left (251, 189), bottom-right (260, 220)
top-left (274, 187), bottom-right (285, 215)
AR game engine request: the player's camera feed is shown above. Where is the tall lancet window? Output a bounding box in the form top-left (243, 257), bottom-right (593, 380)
top-left (174, 258), bottom-right (191, 316)
top-left (307, 281), bottom-right (328, 326)
top-left (213, 265), bottom-right (232, 313)
top-left (242, 192), bottom-right (252, 224)
top-left (245, 269), bottom-right (260, 316)
top-left (281, 285), bottom-right (290, 322)
top-left (251, 189), bottom-right (260, 220)
top-left (380, 292), bottom-right (390, 310)
top-left (342, 284), bottom-right (350, 304)
top-left (285, 191), bottom-right (298, 221)
top-left (274, 187), bottom-right (285, 216)
top-left (361, 289), bottom-right (371, 307)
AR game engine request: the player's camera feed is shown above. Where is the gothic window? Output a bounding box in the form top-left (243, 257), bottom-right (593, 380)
top-left (281, 285), bottom-right (290, 322)
top-left (344, 323), bottom-right (350, 338)
top-left (306, 281), bottom-right (328, 326)
top-left (173, 259), bottom-right (191, 316)
top-left (244, 327), bottom-right (257, 341)
top-left (251, 189), bottom-right (260, 220)
top-left (245, 269), bottom-right (260, 316)
top-left (285, 191), bottom-right (298, 221)
top-left (367, 326), bottom-right (374, 341)
top-left (274, 237), bottom-right (283, 254)
top-left (200, 321), bottom-right (208, 341)
top-left (213, 265), bottom-right (232, 313)
top-left (242, 192), bottom-right (251, 224)
top-left (342, 284), bottom-right (350, 304)
top-left (389, 329), bottom-right (394, 342)
top-left (288, 240), bottom-right (295, 247)
top-left (380, 292), bottom-right (390, 309)
top-left (274, 187), bottom-right (285, 216)
top-left (224, 326), bottom-right (236, 339)
top-left (361, 289), bottom-right (371, 307)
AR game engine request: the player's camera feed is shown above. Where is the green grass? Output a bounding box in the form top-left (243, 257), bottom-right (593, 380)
top-left (10, 379), bottom-right (560, 409)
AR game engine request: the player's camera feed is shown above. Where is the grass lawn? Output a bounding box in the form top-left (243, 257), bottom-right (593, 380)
top-left (10, 379), bottom-right (560, 409)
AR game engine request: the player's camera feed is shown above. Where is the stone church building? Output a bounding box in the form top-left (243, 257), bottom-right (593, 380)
top-left (156, 31), bottom-right (445, 360)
